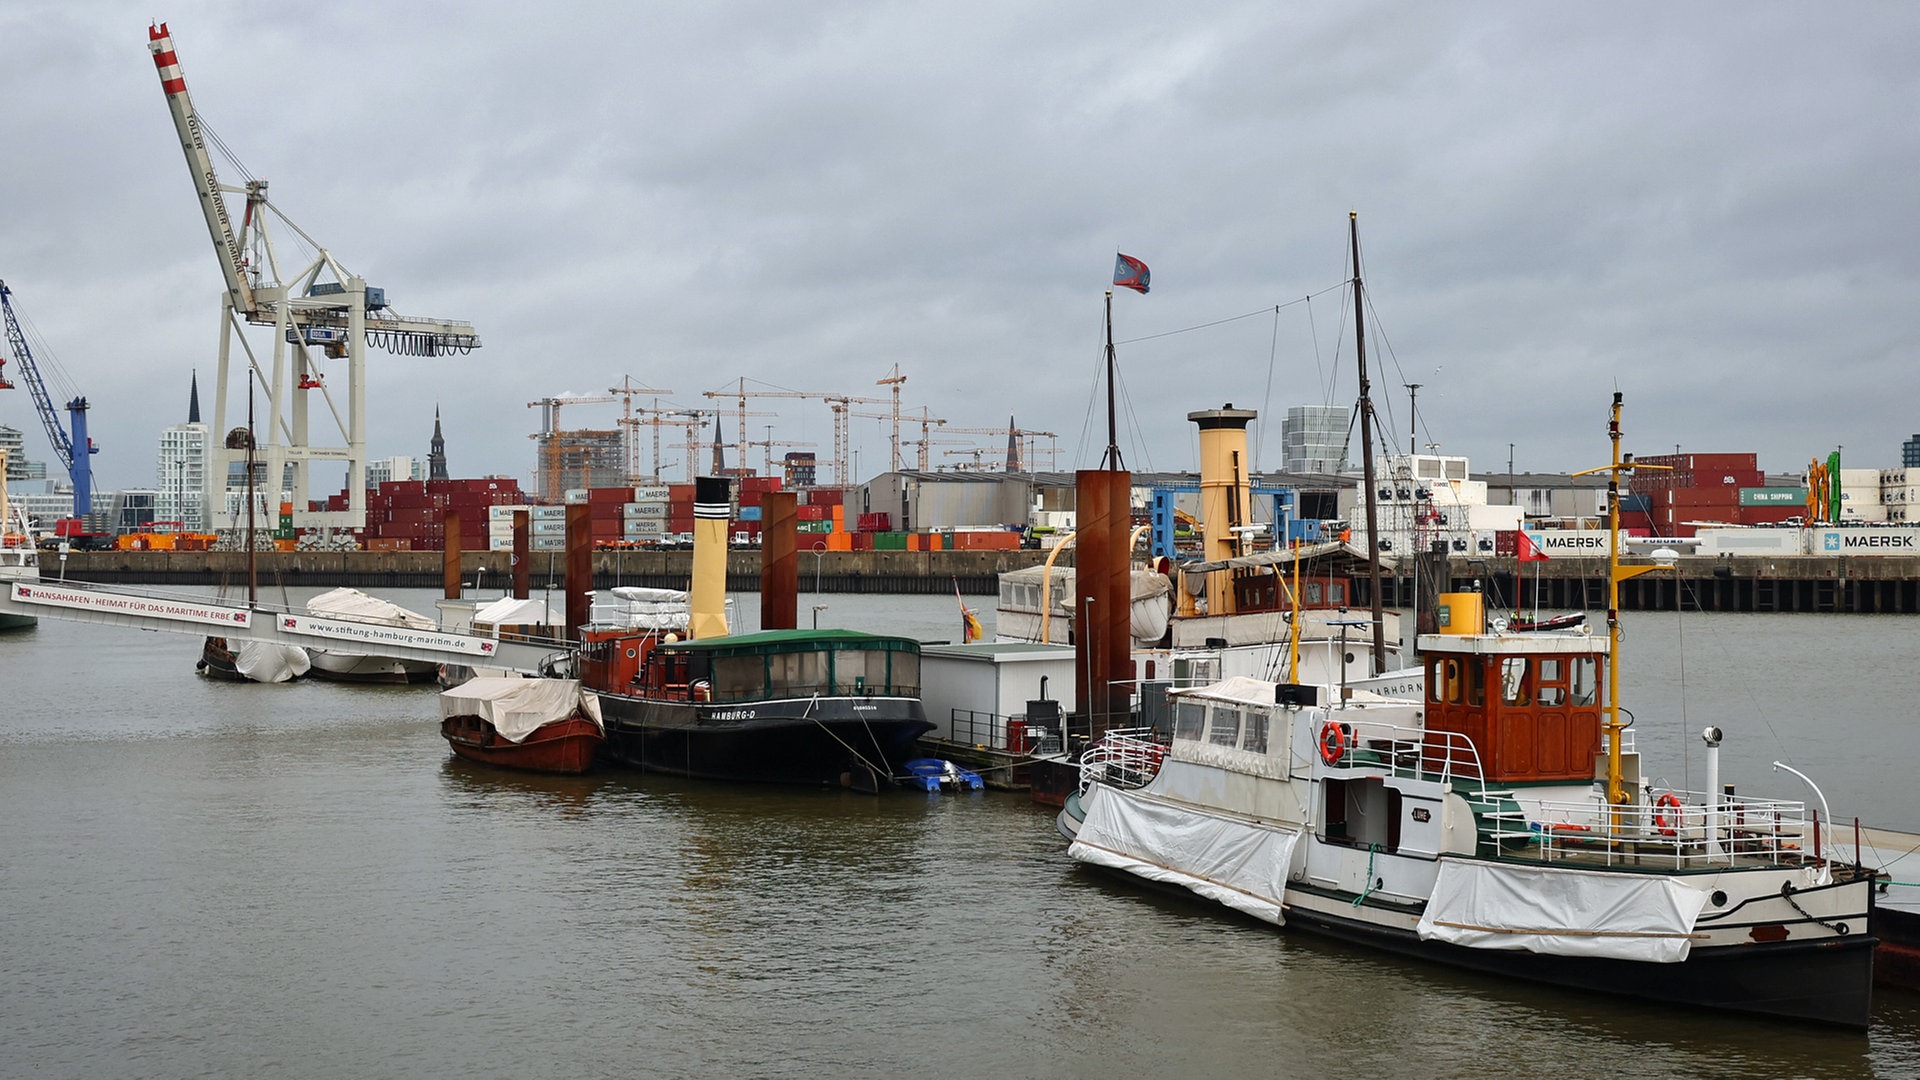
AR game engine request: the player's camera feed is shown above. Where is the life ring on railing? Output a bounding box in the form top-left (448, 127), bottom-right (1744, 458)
top-left (1318, 722), bottom-right (1347, 765)
top-left (1653, 791), bottom-right (1683, 836)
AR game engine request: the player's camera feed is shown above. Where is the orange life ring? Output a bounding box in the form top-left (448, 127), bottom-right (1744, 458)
top-left (1653, 791), bottom-right (1684, 836)
top-left (1318, 722), bottom-right (1347, 765)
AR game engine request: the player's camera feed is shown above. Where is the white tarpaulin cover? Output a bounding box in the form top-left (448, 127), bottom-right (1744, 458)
top-left (306, 587), bottom-right (436, 629)
top-left (1416, 859), bottom-right (1711, 963)
top-left (439, 677), bottom-right (603, 742)
top-left (233, 639), bottom-right (311, 683)
top-left (1069, 786), bottom-right (1299, 925)
top-left (472, 596), bottom-right (560, 627)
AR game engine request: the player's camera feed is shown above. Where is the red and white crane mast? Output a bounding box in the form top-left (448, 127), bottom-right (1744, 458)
top-left (145, 22), bottom-right (480, 533)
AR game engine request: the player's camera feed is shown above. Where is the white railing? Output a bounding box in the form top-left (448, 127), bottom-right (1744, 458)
top-left (1491, 789), bottom-right (1815, 868)
top-left (1078, 728), bottom-right (1167, 794)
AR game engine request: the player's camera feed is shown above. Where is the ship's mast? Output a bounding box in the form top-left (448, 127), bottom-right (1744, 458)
top-left (1350, 213), bottom-right (1387, 672)
top-left (1573, 392), bottom-right (1670, 828)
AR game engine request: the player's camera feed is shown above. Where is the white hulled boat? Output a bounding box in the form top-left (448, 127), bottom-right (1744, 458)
top-left (301, 586), bottom-right (442, 683)
top-left (1057, 393), bottom-right (1877, 1027)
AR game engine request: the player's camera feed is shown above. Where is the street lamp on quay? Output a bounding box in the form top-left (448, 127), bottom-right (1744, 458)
top-left (812, 540), bottom-right (826, 594)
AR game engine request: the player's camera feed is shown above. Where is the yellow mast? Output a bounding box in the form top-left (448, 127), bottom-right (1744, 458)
top-left (1571, 392), bottom-right (1670, 827)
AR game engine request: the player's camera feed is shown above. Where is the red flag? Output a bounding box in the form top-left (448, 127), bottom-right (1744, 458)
top-left (1516, 530), bottom-right (1549, 562)
top-left (1113, 253), bottom-right (1150, 294)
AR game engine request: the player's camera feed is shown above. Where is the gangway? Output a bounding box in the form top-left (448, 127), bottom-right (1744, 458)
top-left (0, 579), bottom-right (568, 675)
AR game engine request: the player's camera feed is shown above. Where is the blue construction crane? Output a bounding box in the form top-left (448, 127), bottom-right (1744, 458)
top-left (0, 280), bottom-right (98, 515)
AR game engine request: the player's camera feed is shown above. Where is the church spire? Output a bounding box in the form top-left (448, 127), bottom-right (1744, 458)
top-left (428, 406), bottom-right (449, 481)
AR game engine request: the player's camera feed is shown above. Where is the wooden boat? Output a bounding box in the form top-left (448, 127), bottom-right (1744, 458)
top-left (198, 634), bottom-right (310, 682)
top-left (438, 677), bottom-right (604, 774)
top-left (1057, 393), bottom-right (1878, 1027)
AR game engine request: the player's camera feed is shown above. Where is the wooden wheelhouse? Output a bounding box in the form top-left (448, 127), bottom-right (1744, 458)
top-left (1419, 632), bottom-right (1607, 784)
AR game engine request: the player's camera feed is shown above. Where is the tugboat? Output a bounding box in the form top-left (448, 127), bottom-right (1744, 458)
top-left (577, 477), bottom-right (932, 788)
top-left (1058, 393), bottom-right (1878, 1027)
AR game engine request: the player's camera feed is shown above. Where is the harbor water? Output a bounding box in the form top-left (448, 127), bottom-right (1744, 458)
top-left (4, 588), bottom-right (1920, 1078)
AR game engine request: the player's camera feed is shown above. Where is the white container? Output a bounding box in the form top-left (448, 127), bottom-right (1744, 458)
top-left (531, 505), bottom-right (567, 520)
top-left (624, 502), bottom-right (669, 519)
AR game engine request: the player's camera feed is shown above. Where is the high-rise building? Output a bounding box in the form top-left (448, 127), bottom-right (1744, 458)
top-left (367, 456), bottom-right (428, 487)
top-left (1281, 405), bottom-right (1351, 474)
top-left (535, 429), bottom-right (624, 498)
top-left (1903, 434), bottom-right (1920, 468)
top-left (0, 425), bottom-right (30, 481)
top-left (155, 372), bottom-right (213, 530)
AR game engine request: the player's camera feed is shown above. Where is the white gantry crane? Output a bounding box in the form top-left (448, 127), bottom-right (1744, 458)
top-left (147, 23), bottom-right (480, 532)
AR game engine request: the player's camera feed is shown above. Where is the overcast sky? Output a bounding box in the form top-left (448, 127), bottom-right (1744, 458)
top-left (3, 2), bottom-right (1917, 495)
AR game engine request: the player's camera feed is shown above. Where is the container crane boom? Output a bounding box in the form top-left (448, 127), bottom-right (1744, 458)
top-left (0, 280), bottom-right (98, 515)
top-left (148, 23), bottom-right (255, 317)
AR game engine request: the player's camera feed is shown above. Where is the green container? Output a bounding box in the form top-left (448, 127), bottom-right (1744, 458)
top-left (872, 531), bottom-right (908, 550)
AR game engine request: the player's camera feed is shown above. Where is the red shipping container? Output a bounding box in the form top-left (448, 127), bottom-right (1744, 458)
top-left (797, 505), bottom-right (826, 521)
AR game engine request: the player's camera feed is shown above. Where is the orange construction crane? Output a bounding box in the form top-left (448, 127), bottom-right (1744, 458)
top-left (608, 375), bottom-right (673, 483)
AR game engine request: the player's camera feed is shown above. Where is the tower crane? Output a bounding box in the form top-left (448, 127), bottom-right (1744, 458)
top-left (850, 405), bottom-right (945, 470)
top-left (935, 424), bottom-right (1059, 472)
top-left (822, 394), bottom-right (893, 486)
top-left (747, 425), bottom-right (818, 476)
top-left (608, 375), bottom-right (672, 484)
top-left (147, 23), bottom-right (481, 531)
top-left (702, 377), bottom-right (831, 478)
top-left (874, 363), bottom-right (907, 472)
top-left (0, 281), bottom-right (98, 515)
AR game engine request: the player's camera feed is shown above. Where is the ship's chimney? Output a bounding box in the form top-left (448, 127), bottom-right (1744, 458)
top-left (1189, 405), bottom-right (1258, 615)
top-left (690, 476), bottom-right (733, 639)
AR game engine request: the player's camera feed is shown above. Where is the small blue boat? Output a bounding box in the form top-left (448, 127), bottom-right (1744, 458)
top-left (903, 758), bottom-right (983, 793)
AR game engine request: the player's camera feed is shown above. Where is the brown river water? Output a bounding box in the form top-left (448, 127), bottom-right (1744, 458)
top-left (3, 587), bottom-right (1919, 1078)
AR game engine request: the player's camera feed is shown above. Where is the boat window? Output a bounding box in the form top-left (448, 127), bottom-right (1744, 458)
top-left (1327, 581), bottom-right (1346, 606)
top-left (711, 655), bottom-right (765, 701)
top-left (1536, 657), bottom-right (1566, 707)
top-left (1174, 699), bottom-right (1206, 740)
top-left (834, 649), bottom-right (887, 693)
top-left (1501, 657), bottom-right (1531, 706)
top-left (1431, 658), bottom-right (1457, 704)
top-left (1242, 708), bottom-right (1269, 754)
top-left (889, 650), bottom-right (920, 695)
top-left (1208, 706), bottom-right (1241, 748)
top-left (1464, 660), bottom-right (1484, 707)
top-left (1304, 582), bottom-right (1324, 605)
top-left (770, 649), bottom-right (829, 696)
top-left (1570, 656), bottom-right (1598, 705)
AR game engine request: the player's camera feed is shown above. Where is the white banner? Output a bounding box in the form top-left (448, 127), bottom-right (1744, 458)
top-left (12, 583), bottom-right (253, 628)
top-left (279, 613), bottom-right (498, 657)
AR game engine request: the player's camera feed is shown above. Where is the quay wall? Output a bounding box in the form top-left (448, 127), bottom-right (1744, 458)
top-left (42, 551), bottom-right (1920, 612)
top-left (47, 550), bottom-right (1035, 596)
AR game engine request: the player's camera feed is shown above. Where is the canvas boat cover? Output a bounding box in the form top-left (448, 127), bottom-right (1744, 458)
top-left (439, 677), bottom-right (603, 742)
top-left (305, 587), bottom-right (435, 629)
top-left (998, 565), bottom-right (1173, 643)
top-left (1416, 859), bottom-right (1711, 963)
top-left (233, 639), bottom-right (311, 683)
top-left (592, 586), bottom-right (696, 631)
top-left (472, 596), bottom-right (561, 627)
top-left (1069, 785), bottom-right (1299, 926)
